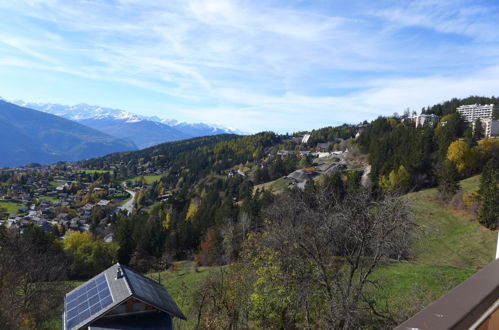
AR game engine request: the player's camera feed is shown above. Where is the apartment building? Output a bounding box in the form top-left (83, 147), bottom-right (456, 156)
top-left (456, 104), bottom-right (499, 137)
top-left (456, 104), bottom-right (499, 122)
top-left (409, 112), bottom-right (439, 128)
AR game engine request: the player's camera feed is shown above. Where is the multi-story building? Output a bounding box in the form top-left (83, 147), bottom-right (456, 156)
top-left (456, 104), bottom-right (499, 137)
top-left (481, 118), bottom-right (499, 137)
top-left (409, 112), bottom-right (439, 128)
top-left (456, 104), bottom-right (499, 122)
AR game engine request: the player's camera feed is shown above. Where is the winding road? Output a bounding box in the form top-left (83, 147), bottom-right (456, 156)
top-left (119, 189), bottom-right (136, 214)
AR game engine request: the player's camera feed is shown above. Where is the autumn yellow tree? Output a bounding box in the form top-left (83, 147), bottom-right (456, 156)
top-left (63, 231), bottom-right (93, 251)
top-left (379, 165), bottom-right (411, 192)
top-left (447, 140), bottom-right (479, 176)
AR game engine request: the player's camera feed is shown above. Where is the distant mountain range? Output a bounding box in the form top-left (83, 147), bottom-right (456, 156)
top-left (0, 100), bottom-right (137, 167)
top-left (13, 101), bottom-right (245, 149)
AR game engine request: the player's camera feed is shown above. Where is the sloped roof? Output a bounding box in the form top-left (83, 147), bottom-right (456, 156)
top-left (63, 263), bottom-right (185, 330)
top-left (122, 265), bottom-right (186, 320)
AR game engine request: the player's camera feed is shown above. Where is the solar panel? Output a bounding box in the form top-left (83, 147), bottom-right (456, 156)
top-left (65, 274), bottom-right (113, 330)
top-left (124, 269), bottom-right (184, 319)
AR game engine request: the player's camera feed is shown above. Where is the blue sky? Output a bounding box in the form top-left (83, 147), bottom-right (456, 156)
top-left (0, 0), bottom-right (499, 133)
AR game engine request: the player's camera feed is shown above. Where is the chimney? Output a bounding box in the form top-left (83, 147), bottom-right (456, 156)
top-left (116, 266), bottom-right (123, 279)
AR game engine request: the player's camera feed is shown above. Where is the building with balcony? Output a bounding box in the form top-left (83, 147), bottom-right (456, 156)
top-left (457, 104), bottom-right (499, 122)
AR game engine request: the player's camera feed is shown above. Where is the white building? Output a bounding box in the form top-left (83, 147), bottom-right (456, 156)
top-left (410, 112), bottom-right (439, 128)
top-left (481, 119), bottom-right (499, 137)
top-left (457, 104), bottom-right (499, 122)
top-left (456, 104), bottom-right (499, 137)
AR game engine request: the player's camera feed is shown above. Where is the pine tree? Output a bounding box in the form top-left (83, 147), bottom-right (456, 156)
top-left (478, 159), bottom-right (498, 229)
top-left (436, 160), bottom-right (460, 202)
top-left (474, 119), bottom-right (484, 141)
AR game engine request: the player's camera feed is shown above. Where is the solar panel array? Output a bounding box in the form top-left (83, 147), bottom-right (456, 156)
top-left (125, 269), bottom-right (184, 319)
top-left (65, 274), bottom-right (113, 330)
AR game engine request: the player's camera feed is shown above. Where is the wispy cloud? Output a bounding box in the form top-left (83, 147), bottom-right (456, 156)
top-left (0, 0), bottom-right (498, 132)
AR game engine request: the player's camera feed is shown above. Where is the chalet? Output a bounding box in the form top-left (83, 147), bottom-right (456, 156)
top-left (316, 142), bottom-right (332, 151)
top-left (299, 151), bottom-right (311, 157)
top-left (277, 150), bottom-right (295, 157)
top-left (82, 203), bottom-right (95, 212)
top-left (302, 134), bottom-right (311, 144)
top-left (63, 263), bottom-right (186, 330)
top-left (317, 152), bottom-right (331, 158)
top-left (97, 199), bottom-right (111, 207)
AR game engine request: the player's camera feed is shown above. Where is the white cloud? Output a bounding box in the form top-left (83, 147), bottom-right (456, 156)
top-left (0, 0), bottom-right (498, 132)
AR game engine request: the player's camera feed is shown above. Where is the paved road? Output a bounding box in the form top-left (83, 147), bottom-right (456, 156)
top-left (119, 189), bottom-right (136, 214)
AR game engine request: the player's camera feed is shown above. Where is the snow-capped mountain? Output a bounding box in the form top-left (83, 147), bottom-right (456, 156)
top-left (0, 100), bottom-right (137, 167)
top-left (12, 101), bottom-right (243, 149)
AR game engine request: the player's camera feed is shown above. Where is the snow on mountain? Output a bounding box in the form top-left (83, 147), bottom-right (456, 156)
top-left (11, 100), bottom-right (244, 149)
top-left (14, 101), bottom-right (143, 123)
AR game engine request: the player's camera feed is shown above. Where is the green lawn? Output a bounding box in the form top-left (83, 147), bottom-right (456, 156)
top-left (39, 195), bottom-right (61, 203)
top-left (0, 200), bottom-right (25, 214)
top-left (129, 174), bottom-right (163, 184)
top-left (253, 177), bottom-right (289, 194)
top-left (151, 263), bottom-right (218, 329)
top-left (375, 174), bottom-right (495, 323)
top-left (49, 180), bottom-right (64, 187)
top-left (404, 175), bottom-right (495, 270)
top-left (371, 263), bottom-right (474, 322)
top-left (79, 169), bottom-right (113, 174)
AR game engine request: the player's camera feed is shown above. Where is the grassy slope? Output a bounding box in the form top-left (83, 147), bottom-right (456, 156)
top-left (128, 174), bottom-right (163, 184)
top-left (372, 175), bottom-right (496, 323)
top-left (0, 200), bottom-right (25, 214)
top-left (79, 169), bottom-right (112, 174)
top-left (405, 175), bottom-right (495, 269)
top-left (253, 177), bottom-right (289, 194)
top-left (148, 262), bottom-right (216, 329)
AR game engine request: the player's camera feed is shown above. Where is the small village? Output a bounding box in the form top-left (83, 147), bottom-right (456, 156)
top-left (0, 164), bottom-right (133, 237)
top-left (0, 129), bottom-right (370, 239)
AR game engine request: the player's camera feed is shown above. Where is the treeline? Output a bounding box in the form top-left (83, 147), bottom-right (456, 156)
top-left (357, 106), bottom-right (498, 228)
top-left (113, 175), bottom-right (275, 269)
top-left (422, 95), bottom-right (499, 116)
top-left (306, 124), bottom-right (357, 146)
top-left (81, 134), bottom-right (239, 175)
top-left (356, 111), bottom-right (498, 192)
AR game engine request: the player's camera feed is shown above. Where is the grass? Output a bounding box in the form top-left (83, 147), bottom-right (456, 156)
top-left (39, 195), bottom-right (61, 203)
top-left (145, 262), bottom-right (218, 329)
top-left (374, 174), bottom-right (495, 322)
top-left (79, 169), bottom-right (113, 174)
top-left (0, 200), bottom-right (25, 214)
top-left (49, 180), bottom-right (64, 186)
top-left (253, 177), bottom-right (289, 194)
top-left (129, 174), bottom-right (163, 184)
top-left (371, 263), bottom-right (474, 322)
top-left (404, 175), bottom-right (495, 270)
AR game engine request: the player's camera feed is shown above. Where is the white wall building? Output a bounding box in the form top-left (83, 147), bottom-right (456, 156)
top-left (456, 104), bottom-right (499, 137)
top-left (410, 112), bottom-right (439, 128)
top-left (481, 119), bottom-right (499, 137)
top-left (457, 104), bottom-right (498, 122)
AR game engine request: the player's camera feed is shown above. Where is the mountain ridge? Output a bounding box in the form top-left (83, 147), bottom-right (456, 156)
top-left (12, 101), bottom-right (245, 148)
top-left (0, 100), bottom-right (137, 167)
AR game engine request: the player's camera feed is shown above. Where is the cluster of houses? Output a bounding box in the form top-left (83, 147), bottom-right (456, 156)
top-left (0, 165), bottom-right (130, 236)
top-left (276, 138), bottom-right (348, 160)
